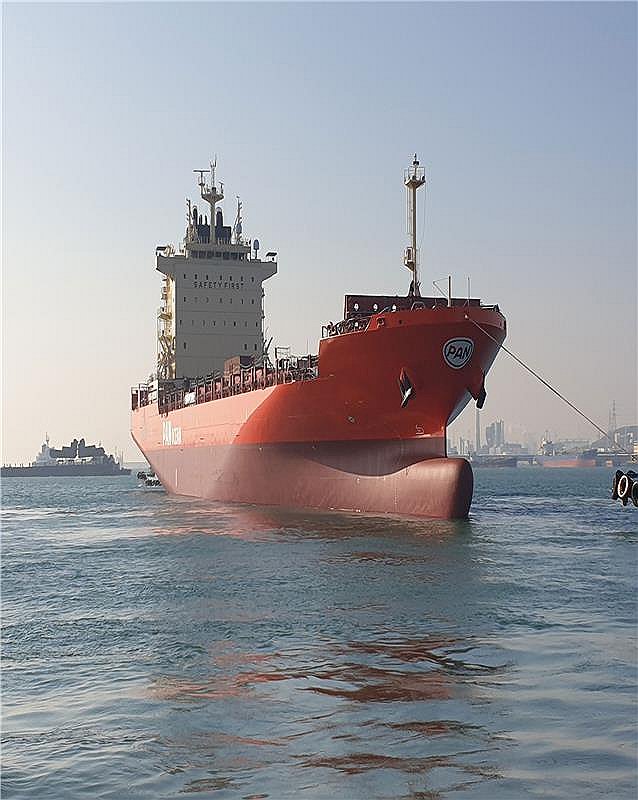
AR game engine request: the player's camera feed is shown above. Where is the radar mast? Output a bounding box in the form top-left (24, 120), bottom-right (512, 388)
top-left (194, 158), bottom-right (224, 242)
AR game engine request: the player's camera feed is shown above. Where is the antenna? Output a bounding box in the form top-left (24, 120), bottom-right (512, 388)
top-left (404, 154), bottom-right (426, 297)
top-left (193, 168), bottom-right (210, 189)
top-left (234, 196), bottom-right (243, 244)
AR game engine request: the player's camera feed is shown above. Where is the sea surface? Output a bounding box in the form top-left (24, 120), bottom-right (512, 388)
top-left (2, 468), bottom-right (637, 799)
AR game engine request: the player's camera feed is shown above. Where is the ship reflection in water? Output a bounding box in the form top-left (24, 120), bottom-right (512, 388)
top-left (138, 500), bottom-right (510, 797)
top-left (146, 633), bottom-right (507, 795)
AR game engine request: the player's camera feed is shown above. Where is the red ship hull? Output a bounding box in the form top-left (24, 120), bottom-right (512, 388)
top-left (131, 304), bottom-right (506, 518)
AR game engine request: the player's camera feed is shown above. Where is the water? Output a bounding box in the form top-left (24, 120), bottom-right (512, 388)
top-left (2, 468), bottom-right (636, 799)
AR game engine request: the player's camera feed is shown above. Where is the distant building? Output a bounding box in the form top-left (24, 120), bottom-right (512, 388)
top-left (485, 420), bottom-right (505, 450)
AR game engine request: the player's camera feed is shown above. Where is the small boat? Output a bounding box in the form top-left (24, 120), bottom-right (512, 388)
top-left (137, 470), bottom-right (163, 490)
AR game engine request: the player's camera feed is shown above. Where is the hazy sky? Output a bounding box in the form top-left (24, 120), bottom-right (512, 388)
top-left (2, 1), bottom-right (636, 463)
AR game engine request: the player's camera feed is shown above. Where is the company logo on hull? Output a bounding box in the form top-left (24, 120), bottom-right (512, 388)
top-left (443, 338), bottom-right (474, 369)
top-left (163, 420), bottom-right (182, 445)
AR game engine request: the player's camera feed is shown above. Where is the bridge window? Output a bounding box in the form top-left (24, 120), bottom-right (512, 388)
top-left (183, 342), bottom-right (187, 349)
top-left (244, 343), bottom-right (247, 350)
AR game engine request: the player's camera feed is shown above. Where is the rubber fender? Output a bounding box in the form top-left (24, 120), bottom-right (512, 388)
top-left (632, 480), bottom-right (638, 508)
top-left (617, 474), bottom-right (631, 505)
top-left (612, 469), bottom-right (623, 500)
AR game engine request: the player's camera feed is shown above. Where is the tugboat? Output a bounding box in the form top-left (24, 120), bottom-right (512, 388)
top-left (131, 156), bottom-right (506, 519)
top-left (1, 436), bottom-right (130, 477)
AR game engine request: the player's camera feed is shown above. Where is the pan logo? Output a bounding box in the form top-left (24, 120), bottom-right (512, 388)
top-left (443, 338), bottom-right (474, 369)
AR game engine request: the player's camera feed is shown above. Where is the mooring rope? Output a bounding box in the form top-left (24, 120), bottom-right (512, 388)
top-left (464, 314), bottom-right (631, 455)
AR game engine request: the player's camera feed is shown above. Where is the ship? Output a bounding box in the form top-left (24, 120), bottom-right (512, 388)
top-left (130, 157), bottom-right (506, 519)
top-left (535, 441), bottom-right (629, 468)
top-left (1, 437), bottom-right (131, 477)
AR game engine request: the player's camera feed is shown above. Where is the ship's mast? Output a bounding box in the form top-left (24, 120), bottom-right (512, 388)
top-left (194, 158), bottom-right (224, 243)
top-left (404, 155), bottom-right (426, 297)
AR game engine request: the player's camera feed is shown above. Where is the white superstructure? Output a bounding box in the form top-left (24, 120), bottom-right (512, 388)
top-left (156, 160), bottom-right (277, 380)
top-left (34, 435), bottom-right (56, 465)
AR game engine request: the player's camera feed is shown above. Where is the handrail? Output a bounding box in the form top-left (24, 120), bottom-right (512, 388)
top-left (131, 354), bottom-right (319, 413)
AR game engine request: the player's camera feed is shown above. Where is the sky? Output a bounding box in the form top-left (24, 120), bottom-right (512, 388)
top-left (2, 1), bottom-right (636, 463)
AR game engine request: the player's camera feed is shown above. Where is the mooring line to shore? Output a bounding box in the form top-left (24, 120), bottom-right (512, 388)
top-left (465, 315), bottom-right (631, 455)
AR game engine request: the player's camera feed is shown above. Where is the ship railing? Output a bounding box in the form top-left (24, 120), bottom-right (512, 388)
top-left (132, 355), bottom-right (319, 413)
top-left (323, 300), bottom-right (502, 338)
top-left (322, 316), bottom-right (371, 338)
